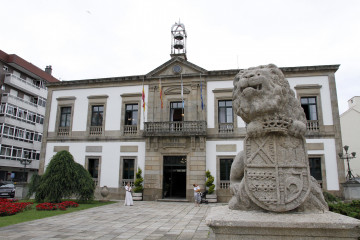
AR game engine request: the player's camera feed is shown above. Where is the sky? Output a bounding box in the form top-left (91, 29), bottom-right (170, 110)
top-left (1, 0), bottom-right (359, 114)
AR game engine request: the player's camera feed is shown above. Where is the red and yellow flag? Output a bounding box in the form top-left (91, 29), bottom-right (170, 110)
top-left (142, 84), bottom-right (145, 112)
top-left (159, 78), bottom-right (163, 108)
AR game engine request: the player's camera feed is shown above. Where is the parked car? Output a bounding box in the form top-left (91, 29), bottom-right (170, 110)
top-left (0, 183), bottom-right (15, 198)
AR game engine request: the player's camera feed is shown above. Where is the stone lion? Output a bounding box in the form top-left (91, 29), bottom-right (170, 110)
top-left (230, 64), bottom-right (328, 213)
top-left (233, 63), bottom-right (307, 138)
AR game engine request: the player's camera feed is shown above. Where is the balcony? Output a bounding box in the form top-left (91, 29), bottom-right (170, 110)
top-left (57, 126), bottom-right (70, 136)
top-left (89, 126), bottom-right (102, 136)
top-left (124, 125), bottom-right (138, 135)
top-left (218, 123), bottom-right (234, 133)
top-left (4, 74), bottom-right (47, 99)
top-left (1, 94), bottom-right (45, 115)
top-left (306, 120), bottom-right (319, 132)
top-left (144, 121), bottom-right (207, 137)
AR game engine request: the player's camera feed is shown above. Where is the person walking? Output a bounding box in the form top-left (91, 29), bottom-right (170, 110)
top-left (193, 184), bottom-right (201, 207)
top-left (124, 182), bottom-right (133, 206)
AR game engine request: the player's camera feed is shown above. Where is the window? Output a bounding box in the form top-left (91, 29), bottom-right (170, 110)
top-left (123, 159), bottom-right (135, 180)
top-left (220, 158), bottom-right (233, 181)
top-left (88, 158), bottom-right (99, 179)
top-left (91, 105), bottom-right (104, 126)
top-left (301, 97), bottom-right (318, 120)
top-left (59, 107), bottom-right (72, 127)
top-left (218, 100), bottom-right (234, 133)
top-left (309, 157), bottom-right (322, 181)
top-left (218, 100), bottom-right (233, 123)
top-left (125, 104), bottom-right (138, 125)
top-left (170, 102), bottom-right (183, 121)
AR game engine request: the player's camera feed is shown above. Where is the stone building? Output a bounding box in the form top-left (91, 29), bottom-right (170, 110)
top-left (0, 49), bottom-right (59, 182)
top-left (40, 23), bottom-right (345, 201)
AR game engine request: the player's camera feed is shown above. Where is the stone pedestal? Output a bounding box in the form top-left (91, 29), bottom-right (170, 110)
top-left (342, 181), bottom-right (360, 200)
top-left (14, 183), bottom-right (28, 199)
top-left (206, 206), bottom-right (360, 239)
top-left (206, 194), bottom-right (217, 203)
top-left (133, 192), bottom-right (143, 201)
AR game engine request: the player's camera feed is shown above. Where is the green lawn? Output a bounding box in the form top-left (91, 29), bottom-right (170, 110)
top-left (0, 200), bottom-right (116, 228)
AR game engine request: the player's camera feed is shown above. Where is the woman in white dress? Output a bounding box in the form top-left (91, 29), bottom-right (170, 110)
top-left (193, 184), bottom-right (201, 207)
top-left (124, 182), bottom-right (133, 206)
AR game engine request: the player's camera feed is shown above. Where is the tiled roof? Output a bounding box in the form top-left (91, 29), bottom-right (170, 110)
top-left (0, 49), bottom-right (59, 83)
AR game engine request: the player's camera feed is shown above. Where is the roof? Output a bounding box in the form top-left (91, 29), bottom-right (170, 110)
top-left (0, 49), bottom-right (59, 83)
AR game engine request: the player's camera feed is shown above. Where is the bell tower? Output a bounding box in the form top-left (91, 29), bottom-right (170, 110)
top-left (170, 21), bottom-right (187, 60)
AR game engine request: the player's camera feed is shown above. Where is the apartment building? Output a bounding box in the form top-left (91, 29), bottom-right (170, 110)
top-left (0, 50), bottom-right (59, 182)
top-left (40, 23), bottom-right (345, 201)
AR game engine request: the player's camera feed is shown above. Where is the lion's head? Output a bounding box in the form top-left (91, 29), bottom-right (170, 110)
top-left (233, 64), bottom-right (307, 137)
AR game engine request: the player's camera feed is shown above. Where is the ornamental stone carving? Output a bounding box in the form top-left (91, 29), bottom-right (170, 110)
top-left (230, 64), bottom-right (328, 212)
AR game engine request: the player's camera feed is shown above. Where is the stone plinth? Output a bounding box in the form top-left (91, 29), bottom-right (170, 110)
top-left (342, 181), bottom-right (360, 200)
top-left (206, 206), bottom-right (360, 239)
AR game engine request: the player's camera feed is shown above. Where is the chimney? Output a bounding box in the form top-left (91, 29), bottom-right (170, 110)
top-left (45, 65), bottom-right (52, 75)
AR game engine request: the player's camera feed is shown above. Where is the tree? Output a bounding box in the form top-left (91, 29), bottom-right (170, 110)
top-left (35, 150), bottom-right (95, 202)
top-left (133, 167), bottom-right (144, 193)
top-left (205, 170), bottom-right (215, 194)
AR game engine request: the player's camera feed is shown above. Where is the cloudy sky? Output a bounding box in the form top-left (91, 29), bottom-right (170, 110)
top-left (1, 0), bottom-right (359, 114)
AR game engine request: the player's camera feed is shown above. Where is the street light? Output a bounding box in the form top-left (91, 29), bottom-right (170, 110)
top-left (19, 152), bottom-right (32, 183)
top-left (338, 145), bottom-right (357, 181)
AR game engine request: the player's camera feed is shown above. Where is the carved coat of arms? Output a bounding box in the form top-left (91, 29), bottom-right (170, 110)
top-left (244, 135), bottom-right (311, 212)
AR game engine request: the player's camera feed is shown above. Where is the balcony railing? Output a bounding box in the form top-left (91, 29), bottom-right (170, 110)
top-left (57, 126), bottom-right (70, 136)
top-left (218, 123), bottom-right (234, 133)
top-left (122, 179), bottom-right (134, 187)
top-left (144, 121), bottom-right (207, 136)
top-left (306, 120), bottom-right (319, 132)
top-left (4, 74), bottom-right (47, 99)
top-left (124, 125), bottom-right (138, 135)
top-left (220, 180), bottom-right (230, 189)
top-left (89, 126), bottom-right (102, 136)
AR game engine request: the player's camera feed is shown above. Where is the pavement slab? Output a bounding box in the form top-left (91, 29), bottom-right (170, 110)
top-left (0, 201), bottom-right (223, 240)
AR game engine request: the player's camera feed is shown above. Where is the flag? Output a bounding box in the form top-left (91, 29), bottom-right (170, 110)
top-left (181, 74), bottom-right (184, 108)
top-left (159, 78), bottom-right (163, 108)
top-left (142, 82), bottom-right (145, 112)
top-left (200, 74), bottom-right (204, 110)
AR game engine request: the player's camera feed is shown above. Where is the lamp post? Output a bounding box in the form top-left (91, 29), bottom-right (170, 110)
top-left (19, 153), bottom-right (32, 183)
top-left (338, 145), bottom-right (356, 181)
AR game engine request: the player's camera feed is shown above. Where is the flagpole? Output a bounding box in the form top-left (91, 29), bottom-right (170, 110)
top-left (181, 73), bottom-right (184, 121)
top-left (142, 76), bottom-right (145, 126)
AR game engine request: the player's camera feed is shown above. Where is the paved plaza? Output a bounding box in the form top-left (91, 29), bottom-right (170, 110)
top-left (0, 201), bottom-right (224, 240)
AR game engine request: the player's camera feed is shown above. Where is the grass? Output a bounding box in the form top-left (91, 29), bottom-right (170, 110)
top-left (0, 199), bottom-right (116, 228)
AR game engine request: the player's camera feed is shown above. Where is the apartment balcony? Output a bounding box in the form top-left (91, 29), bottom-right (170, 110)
top-left (4, 74), bottom-right (47, 99)
top-left (144, 121), bottom-right (207, 137)
top-left (1, 94), bottom-right (45, 116)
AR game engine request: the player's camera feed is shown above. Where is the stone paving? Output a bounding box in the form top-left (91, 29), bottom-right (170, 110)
top-left (0, 201), bottom-right (224, 240)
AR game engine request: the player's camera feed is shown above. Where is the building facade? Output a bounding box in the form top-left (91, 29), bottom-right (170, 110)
top-left (0, 50), bottom-right (59, 182)
top-left (40, 24), bottom-right (345, 201)
top-left (340, 96), bottom-right (360, 178)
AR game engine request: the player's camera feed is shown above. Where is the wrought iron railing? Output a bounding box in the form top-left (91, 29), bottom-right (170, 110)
top-left (144, 121), bottom-right (207, 136)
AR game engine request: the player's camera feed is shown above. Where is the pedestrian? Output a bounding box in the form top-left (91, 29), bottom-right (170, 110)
top-left (193, 184), bottom-right (201, 207)
top-left (124, 182), bottom-right (133, 206)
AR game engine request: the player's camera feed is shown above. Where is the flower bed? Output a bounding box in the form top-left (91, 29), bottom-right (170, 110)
top-left (36, 201), bottom-right (79, 211)
top-left (0, 199), bottom-right (33, 216)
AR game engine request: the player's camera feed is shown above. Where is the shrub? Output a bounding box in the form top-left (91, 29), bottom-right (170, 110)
top-left (328, 200), bottom-right (360, 220)
top-left (35, 150), bottom-right (95, 203)
top-left (323, 191), bottom-right (340, 203)
top-left (205, 170), bottom-right (215, 194)
top-left (36, 201), bottom-right (78, 211)
top-left (0, 199), bottom-right (33, 216)
top-left (26, 174), bottom-right (42, 199)
top-left (134, 167), bottom-right (144, 193)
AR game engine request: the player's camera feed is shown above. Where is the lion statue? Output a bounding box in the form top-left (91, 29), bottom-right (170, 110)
top-left (230, 64), bottom-right (328, 212)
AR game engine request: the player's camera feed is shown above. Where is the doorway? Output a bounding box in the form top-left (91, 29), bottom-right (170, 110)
top-left (163, 156), bottom-right (186, 199)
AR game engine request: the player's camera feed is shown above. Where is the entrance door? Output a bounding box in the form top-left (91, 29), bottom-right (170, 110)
top-left (163, 156), bottom-right (186, 198)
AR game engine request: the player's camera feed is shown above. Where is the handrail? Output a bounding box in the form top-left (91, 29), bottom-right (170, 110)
top-left (144, 121), bottom-right (207, 136)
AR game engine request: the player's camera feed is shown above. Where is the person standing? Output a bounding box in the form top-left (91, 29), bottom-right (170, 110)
top-left (124, 182), bottom-right (133, 206)
top-left (193, 184), bottom-right (201, 207)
